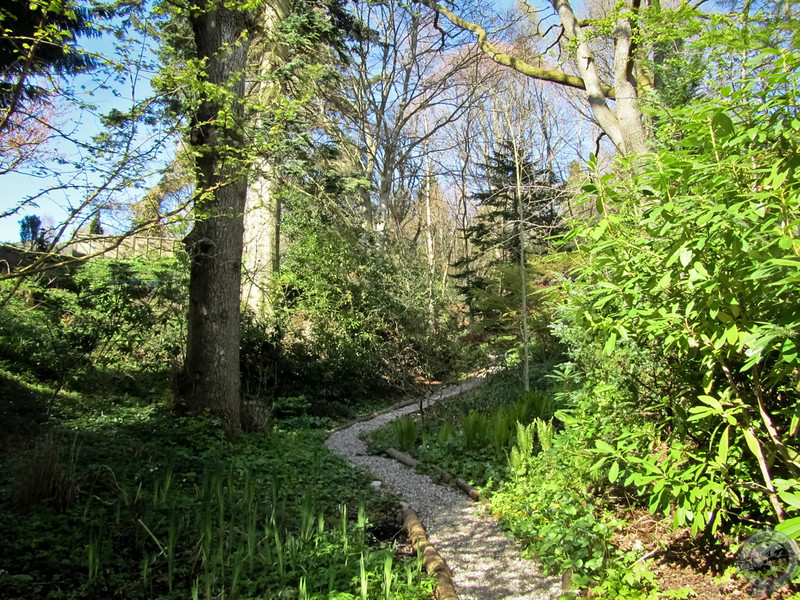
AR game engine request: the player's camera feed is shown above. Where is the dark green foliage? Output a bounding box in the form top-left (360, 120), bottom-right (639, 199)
top-left (13, 432), bottom-right (76, 512)
top-left (239, 311), bottom-right (281, 403)
top-left (88, 214), bottom-right (103, 235)
top-left (0, 0), bottom-right (104, 108)
top-left (271, 200), bottom-right (461, 412)
top-left (0, 387), bottom-right (432, 600)
top-left (452, 139), bottom-right (563, 304)
top-left (451, 143), bottom-right (566, 361)
top-left (18, 214), bottom-right (43, 248)
top-left (461, 139), bottom-right (563, 266)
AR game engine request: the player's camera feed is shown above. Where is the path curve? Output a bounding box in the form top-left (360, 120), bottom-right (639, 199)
top-left (326, 380), bottom-right (563, 600)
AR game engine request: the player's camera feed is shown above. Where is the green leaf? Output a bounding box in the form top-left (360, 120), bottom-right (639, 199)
top-left (688, 406), bottom-right (714, 421)
top-left (779, 491), bottom-right (800, 512)
top-left (717, 426), bottom-right (729, 466)
top-left (680, 248), bottom-right (693, 267)
top-left (698, 395), bottom-right (724, 412)
top-left (768, 163), bottom-right (789, 189)
top-left (712, 111), bottom-right (735, 138)
top-left (725, 324), bottom-right (739, 345)
top-left (743, 429), bottom-right (762, 461)
top-left (776, 516), bottom-right (800, 541)
top-left (603, 332), bottom-right (617, 356)
top-left (656, 271), bottom-right (672, 290)
top-left (594, 440), bottom-right (615, 453)
top-left (608, 460), bottom-right (620, 483)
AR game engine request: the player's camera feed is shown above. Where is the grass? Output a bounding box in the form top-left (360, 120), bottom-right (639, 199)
top-left (0, 370), bottom-right (433, 600)
top-left (369, 369), bottom-right (562, 490)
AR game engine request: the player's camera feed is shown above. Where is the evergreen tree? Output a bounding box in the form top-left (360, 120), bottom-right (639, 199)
top-left (452, 139), bottom-right (563, 315)
top-left (0, 0), bottom-right (102, 112)
top-left (19, 214), bottom-right (41, 249)
top-left (88, 214), bottom-right (103, 235)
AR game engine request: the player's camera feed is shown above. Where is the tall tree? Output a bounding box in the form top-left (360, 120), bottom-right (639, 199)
top-left (172, 0), bottom-right (359, 433)
top-left (338, 0), bottom-right (484, 239)
top-left (241, 0), bottom-right (289, 318)
top-left (19, 214), bottom-right (42, 250)
top-left (242, 0), bottom-right (358, 316)
top-left (175, 0), bottom-right (253, 436)
top-left (413, 0), bottom-right (670, 155)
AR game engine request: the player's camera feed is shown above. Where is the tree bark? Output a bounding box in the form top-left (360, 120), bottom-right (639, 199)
top-left (178, 1), bottom-right (251, 438)
top-left (241, 0), bottom-right (289, 317)
top-left (243, 160), bottom-right (280, 317)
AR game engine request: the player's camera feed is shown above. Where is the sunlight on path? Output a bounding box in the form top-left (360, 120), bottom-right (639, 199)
top-left (326, 381), bottom-right (563, 600)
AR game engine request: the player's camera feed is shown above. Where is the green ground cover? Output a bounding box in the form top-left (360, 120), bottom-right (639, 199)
top-left (0, 371), bottom-right (432, 600)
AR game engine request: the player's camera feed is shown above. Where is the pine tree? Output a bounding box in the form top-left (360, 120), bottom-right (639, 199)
top-left (451, 139), bottom-right (563, 316)
top-left (0, 0), bottom-right (102, 111)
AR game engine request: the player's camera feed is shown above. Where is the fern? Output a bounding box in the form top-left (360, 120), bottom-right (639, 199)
top-left (534, 418), bottom-right (554, 453)
top-left (509, 421), bottom-right (536, 479)
top-left (392, 415), bottom-right (419, 452)
top-left (462, 410), bottom-right (487, 450)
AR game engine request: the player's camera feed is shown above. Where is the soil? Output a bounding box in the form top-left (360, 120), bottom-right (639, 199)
top-left (610, 507), bottom-right (800, 599)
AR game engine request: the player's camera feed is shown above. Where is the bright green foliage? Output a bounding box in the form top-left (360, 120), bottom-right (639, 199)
top-left (0, 256), bottom-right (187, 397)
top-left (490, 430), bottom-right (620, 581)
top-left (370, 372), bottom-right (561, 488)
top-left (508, 420), bottom-right (535, 479)
top-left (564, 48), bottom-right (800, 533)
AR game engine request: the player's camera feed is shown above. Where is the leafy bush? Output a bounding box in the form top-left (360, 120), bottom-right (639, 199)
top-left (491, 430), bottom-right (619, 582)
top-left (271, 209), bottom-right (463, 408)
top-left (559, 49), bottom-right (800, 535)
top-left (0, 255), bottom-right (187, 397)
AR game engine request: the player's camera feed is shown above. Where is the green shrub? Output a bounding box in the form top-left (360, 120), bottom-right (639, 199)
top-left (0, 255), bottom-right (187, 397)
top-left (491, 431), bottom-right (618, 581)
top-left (274, 209), bottom-right (464, 407)
top-left (557, 49), bottom-right (800, 536)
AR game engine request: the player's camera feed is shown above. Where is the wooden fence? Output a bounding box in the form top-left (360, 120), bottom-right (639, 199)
top-left (63, 235), bottom-right (180, 259)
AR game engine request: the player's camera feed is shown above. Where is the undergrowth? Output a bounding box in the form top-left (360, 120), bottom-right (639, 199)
top-left (0, 373), bottom-right (432, 600)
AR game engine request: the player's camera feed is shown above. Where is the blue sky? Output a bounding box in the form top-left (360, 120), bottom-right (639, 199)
top-left (0, 22), bottom-right (168, 244)
top-left (0, 0), bottom-right (521, 244)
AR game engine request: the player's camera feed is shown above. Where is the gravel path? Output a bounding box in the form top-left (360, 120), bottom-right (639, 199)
top-left (325, 380), bottom-right (563, 600)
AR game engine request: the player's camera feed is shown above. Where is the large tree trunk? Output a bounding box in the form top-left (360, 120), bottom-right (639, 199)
top-left (178, 1), bottom-right (251, 438)
top-left (243, 161), bottom-right (280, 317)
top-left (241, 1), bottom-right (289, 317)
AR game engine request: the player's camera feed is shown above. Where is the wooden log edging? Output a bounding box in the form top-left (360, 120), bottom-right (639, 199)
top-left (385, 448), bottom-right (480, 501)
top-left (402, 507), bottom-right (459, 600)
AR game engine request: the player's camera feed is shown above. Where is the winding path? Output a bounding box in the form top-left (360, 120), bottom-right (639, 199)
top-left (325, 380), bottom-right (563, 600)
